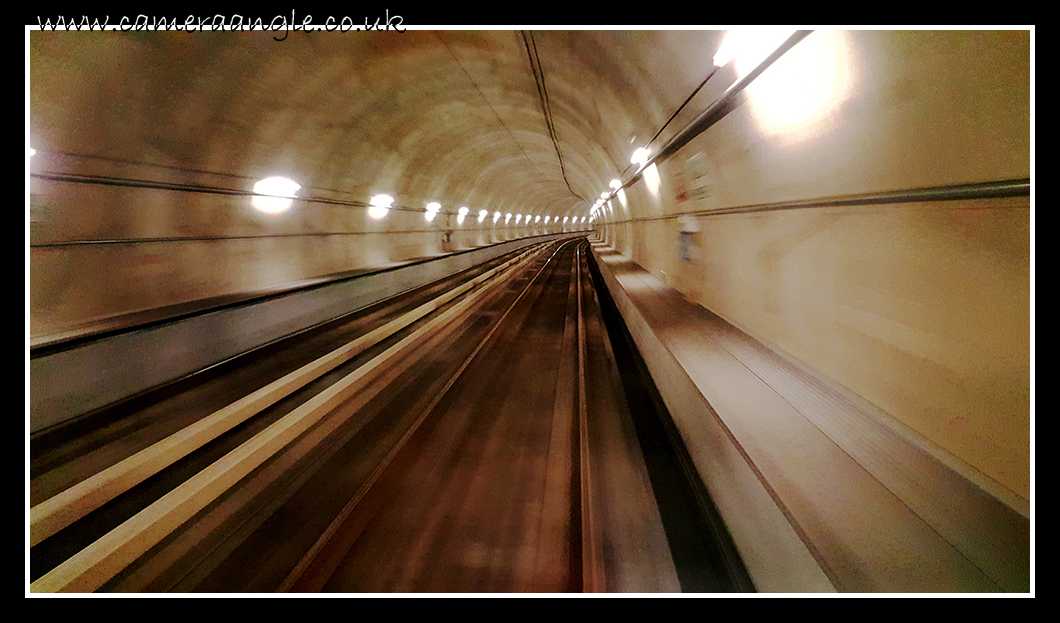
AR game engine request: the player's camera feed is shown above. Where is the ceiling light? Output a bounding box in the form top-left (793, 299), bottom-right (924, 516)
top-left (252, 176), bottom-right (300, 214)
top-left (368, 194), bottom-right (393, 219)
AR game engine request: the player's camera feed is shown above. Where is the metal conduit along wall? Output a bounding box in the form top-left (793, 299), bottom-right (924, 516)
top-left (592, 31), bottom-right (1030, 512)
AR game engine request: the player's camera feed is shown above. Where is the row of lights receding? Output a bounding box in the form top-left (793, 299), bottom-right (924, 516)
top-left (33, 29), bottom-right (839, 228)
top-left (30, 144), bottom-right (589, 227)
top-left (28, 151), bottom-right (582, 225)
top-left (30, 149), bottom-right (593, 225)
top-left (251, 176), bottom-right (587, 224)
top-left (28, 33), bottom-right (733, 230)
top-left (29, 149), bottom-right (601, 227)
top-left (591, 133), bottom-right (654, 223)
top-left (590, 28), bottom-right (819, 224)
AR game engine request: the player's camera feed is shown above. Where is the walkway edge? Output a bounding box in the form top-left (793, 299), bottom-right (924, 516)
top-left (588, 242), bottom-right (1029, 593)
top-left (588, 244), bottom-right (834, 593)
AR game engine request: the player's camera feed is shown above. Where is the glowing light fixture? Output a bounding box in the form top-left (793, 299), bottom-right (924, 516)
top-left (631, 147), bottom-right (651, 167)
top-left (535, 215), bottom-right (540, 223)
top-left (458, 206), bottom-right (469, 225)
top-left (478, 209), bottom-right (488, 223)
top-left (425, 201), bottom-right (441, 222)
top-left (505, 212), bottom-right (512, 224)
top-left (493, 211), bottom-right (501, 223)
top-left (713, 28), bottom-right (794, 74)
top-left (745, 31), bottom-right (851, 134)
top-left (368, 194), bottom-right (393, 219)
top-left (609, 179), bottom-right (621, 190)
top-left (252, 176), bottom-right (300, 214)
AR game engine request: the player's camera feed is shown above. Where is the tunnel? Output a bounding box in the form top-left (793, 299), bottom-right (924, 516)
top-left (28, 28), bottom-right (1032, 593)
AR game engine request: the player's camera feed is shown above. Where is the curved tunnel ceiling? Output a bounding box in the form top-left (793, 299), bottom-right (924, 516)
top-left (30, 30), bottom-right (720, 221)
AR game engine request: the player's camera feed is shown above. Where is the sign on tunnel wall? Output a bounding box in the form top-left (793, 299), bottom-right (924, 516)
top-left (673, 151), bottom-right (716, 211)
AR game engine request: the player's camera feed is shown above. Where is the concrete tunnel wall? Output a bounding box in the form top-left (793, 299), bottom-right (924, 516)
top-left (594, 31), bottom-right (1030, 506)
top-left (29, 30), bottom-right (1030, 516)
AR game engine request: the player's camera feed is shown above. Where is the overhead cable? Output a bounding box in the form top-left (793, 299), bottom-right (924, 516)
top-left (520, 30), bottom-right (587, 205)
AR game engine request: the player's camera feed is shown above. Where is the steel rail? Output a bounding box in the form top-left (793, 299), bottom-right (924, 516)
top-left (30, 241), bottom-right (557, 592)
top-left (576, 242), bottom-right (605, 592)
top-left (30, 243), bottom-right (547, 548)
top-left (278, 238), bottom-right (584, 591)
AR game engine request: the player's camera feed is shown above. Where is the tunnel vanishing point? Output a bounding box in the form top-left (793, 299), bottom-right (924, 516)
top-left (28, 29), bottom-right (1032, 593)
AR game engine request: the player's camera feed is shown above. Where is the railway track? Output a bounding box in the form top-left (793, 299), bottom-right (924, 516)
top-left (30, 237), bottom-right (744, 593)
